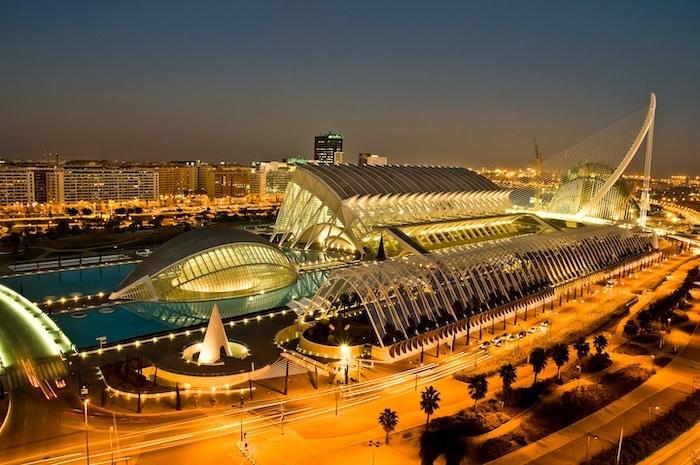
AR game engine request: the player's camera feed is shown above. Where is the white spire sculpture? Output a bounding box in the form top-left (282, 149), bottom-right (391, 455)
top-left (198, 304), bottom-right (233, 364)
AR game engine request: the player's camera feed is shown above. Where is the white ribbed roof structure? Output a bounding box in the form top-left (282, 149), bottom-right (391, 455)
top-left (272, 164), bottom-right (511, 251)
top-left (307, 225), bottom-right (654, 346)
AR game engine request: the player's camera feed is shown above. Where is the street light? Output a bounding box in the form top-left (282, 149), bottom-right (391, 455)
top-left (648, 404), bottom-right (660, 421)
top-left (576, 364), bottom-right (582, 390)
top-left (108, 426), bottom-right (114, 465)
top-left (368, 440), bottom-right (380, 465)
top-left (585, 432), bottom-right (598, 462)
top-left (83, 398), bottom-right (90, 465)
top-left (340, 344), bottom-right (351, 384)
top-left (268, 391), bottom-right (285, 435)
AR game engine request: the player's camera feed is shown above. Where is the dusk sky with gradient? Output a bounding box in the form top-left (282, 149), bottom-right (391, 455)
top-left (1, 1), bottom-right (698, 174)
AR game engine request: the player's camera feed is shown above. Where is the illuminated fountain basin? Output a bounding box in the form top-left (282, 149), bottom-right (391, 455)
top-left (181, 341), bottom-right (250, 366)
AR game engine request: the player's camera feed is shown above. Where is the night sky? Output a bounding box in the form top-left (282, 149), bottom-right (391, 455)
top-left (1, 1), bottom-right (698, 175)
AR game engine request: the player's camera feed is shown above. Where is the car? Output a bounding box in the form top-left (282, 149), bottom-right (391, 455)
top-left (527, 327), bottom-right (538, 334)
top-left (136, 248), bottom-right (153, 257)
top-left (493, 340), bottom-right (504, 347)
top-left (540, 320), bottom-right (550, 327)
top-left (478, 341), bottom-right (491, 350)
top-left (506, 333), bottom-right (518, 342)
top-left (518, 330), bottom-right (527, 338)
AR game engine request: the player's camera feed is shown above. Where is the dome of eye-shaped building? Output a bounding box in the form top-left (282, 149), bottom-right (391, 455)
top-left (110, 226), bottom-right (297, 302)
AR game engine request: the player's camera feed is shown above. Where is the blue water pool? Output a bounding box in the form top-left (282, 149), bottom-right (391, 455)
top-left (0, 263), bottom-right (135, 302)
top-left (47, 270), bottom-right (329, 349)
top-left (54, 305), bottom-right (175, 349)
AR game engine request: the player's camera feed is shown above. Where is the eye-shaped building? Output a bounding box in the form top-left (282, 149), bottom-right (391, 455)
top-left (110, 226), bottom-right (297, 302)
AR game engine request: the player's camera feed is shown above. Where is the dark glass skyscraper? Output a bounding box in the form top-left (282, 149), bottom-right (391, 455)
top-left (314, 132), bottom-right (343, 164)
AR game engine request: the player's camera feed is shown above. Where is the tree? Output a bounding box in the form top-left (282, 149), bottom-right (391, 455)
top-left (467, 374), bottom-right (488, 410)
top-left (420, 386), bottom-right (441, 425)
top-left (550, 343), bottom-right (570, 381)
top-left (55, 219), bottom-right (71, 235)
top-left (573, 337), bottom-right (590, 361)
top-left (175, 383), bottom-right (182, 411)
top-left (66, 207), bottom-right (79, 216)
top-left (378, 408), bottom-right (399, 444)
top-left (149, 215), bottom-right (164, 228)
top-left (498, 363), bottom-right (517, 403)
top-left (81, 208), bottom-right (93, 216)
top-left (529, 348), bottom-right (548, 385)
top-left (593, 333), bottom-right (608, 354)
top-left (636, 309), bottom-right (653, 333)
top-left (623, 320), bottom-right (640, 344)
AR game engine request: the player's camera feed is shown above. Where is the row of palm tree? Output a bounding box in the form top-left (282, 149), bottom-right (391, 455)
top-left (377, 385), bottom-right (442, 445)
top-left (378, 334), bottom-right (611, 444)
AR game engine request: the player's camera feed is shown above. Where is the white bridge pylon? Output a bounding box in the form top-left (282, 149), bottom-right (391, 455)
top-left (576, 93), bottom-right (656, 226)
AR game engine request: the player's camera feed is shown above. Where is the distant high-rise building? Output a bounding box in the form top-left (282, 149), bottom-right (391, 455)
top-left (156, 164), bottom-right (198, 196)
top-left (206, 165), bottom-right (251, 199)
top-left (359, 153), bottom-right (388, 166)
top-left (250, 161), bottom-right (295, 198)
top-left (0, 168), bottom-right (34, 205)
top-left (62, 166), bottom-right (159, 203)
top-left (314, 132), bottom-right (343, 164)
top-left (31, 167), bottom-right (64, 203)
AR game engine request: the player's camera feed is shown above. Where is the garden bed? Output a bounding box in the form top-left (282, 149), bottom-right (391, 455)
top-left (584, 389), bottom-right (700, 465)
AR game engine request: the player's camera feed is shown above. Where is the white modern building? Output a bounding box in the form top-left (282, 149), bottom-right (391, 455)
top-left (272, 164), bottom-right (511, 252)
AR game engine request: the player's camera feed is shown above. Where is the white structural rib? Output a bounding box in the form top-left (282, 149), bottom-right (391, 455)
top-left (578, 93), bottom-right (656, 221)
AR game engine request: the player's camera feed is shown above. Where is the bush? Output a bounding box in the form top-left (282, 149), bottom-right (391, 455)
top-left (632, 333), bottom-right (660, 344)
top-left (509, 381), bottom-right (555, 408)
top-left (582, 353), bottom-right (612, 373)
top-left (479, 434), bottom-right (527, 462)
top-left (613, 342), bottom-right (649, 355)
top-left (584, 389), bottom-right (700, 465)
top-left (419, 417), bottom-right (468, 465)
top-left (529, 365), bottom-right (650, 434)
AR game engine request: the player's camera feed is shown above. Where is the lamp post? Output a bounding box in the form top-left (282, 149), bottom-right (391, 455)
top-left (585, 432), bottom-right (598, 462)
top-left (368, 440), bottom-right (380, 465)
top-left (648, 404), bottom-right (659, 421)
top-left (268, 391), bottom-right (285, 435)
top-left (108, 426), bottom-right (114, 465)
top-left (576, 364), bottom-right (582, 390)
top-left (83, 399), bottom-right (90, 465)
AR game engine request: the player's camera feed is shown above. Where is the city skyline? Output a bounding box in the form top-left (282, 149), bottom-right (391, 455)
top-left (1, 1), bottom-right (699, 175)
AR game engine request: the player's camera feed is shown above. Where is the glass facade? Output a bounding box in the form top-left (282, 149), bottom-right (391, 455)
top-left (113, 242), bottom-right (296, 302)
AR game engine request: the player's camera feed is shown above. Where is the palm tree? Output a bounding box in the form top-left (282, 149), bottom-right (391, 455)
top-left (529, 347), bottom-right (548, 385)
top-left (419, 386), bottom-right (441, 425)
top-left (593, 333), bottom-right (608, 354)
top-left (550, 343), bottom-right (570, 381)
top-left (573, 337), bottom-right (590, 361)
top-left (623, 320), bottom-right (640, 344)
top-left (378, 408), bottom-right (399, 444)
top-left (467, 374), bottom-right (489, 411)
top-left (498, 363), bottom-right (517, 404)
